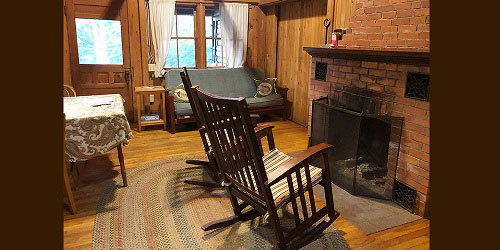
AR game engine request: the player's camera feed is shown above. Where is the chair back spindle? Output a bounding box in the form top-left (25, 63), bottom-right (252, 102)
top-left (63, 85), bottom-right (76, 97)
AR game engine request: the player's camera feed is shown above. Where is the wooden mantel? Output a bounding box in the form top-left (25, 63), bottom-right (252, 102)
top-left (303, 47), bottom-right (430, 66)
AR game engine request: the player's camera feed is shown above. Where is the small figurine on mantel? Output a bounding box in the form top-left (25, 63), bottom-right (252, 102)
top-left (319, 28), bottom-right (347, 48)
top-left (331, 31), bottom-right (338, 47)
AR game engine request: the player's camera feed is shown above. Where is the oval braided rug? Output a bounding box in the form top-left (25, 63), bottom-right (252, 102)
top-left (92, 154), bottom-right (348, 250)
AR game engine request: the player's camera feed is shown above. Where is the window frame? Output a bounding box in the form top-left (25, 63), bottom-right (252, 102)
top-left (205, 6), bottom-right (224, 68)
top-left (164, 6), bottom-right (197, 70)
top-left (162, 3), bottom-right (224, 71)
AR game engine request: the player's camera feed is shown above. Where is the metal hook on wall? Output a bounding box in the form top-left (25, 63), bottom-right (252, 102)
top-left (323, 18), bottom-right (331, 44)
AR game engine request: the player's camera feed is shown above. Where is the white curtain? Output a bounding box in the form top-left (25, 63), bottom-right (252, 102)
top-left (220, 3), bottom-right (248, 68)
top-left (149, 0), bottom-right (176, 77)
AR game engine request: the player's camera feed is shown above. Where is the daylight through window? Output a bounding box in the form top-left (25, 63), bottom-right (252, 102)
top-left (75, 18), bottom-right (123, 65)
top-left (165, 8), bottom-right (196, 68)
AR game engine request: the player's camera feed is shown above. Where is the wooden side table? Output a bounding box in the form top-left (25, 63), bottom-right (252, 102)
top-left (135, 86), bottom-right (167, 132)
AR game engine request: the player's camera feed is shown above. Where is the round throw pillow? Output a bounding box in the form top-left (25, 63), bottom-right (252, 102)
top-left (254, 78), bottom-right (277, 98)
top-left (167, 84), bottom-right (189, 103)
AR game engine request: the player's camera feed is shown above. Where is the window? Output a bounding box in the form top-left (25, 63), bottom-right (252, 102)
top-left (75, 18), bottom-right (123, 64)
top-left (205, 8), bottom-right (224, 67)
top-left (159, 6), bottom-right (224, 69)
top-left (165, 8), bottom-right (196, 68)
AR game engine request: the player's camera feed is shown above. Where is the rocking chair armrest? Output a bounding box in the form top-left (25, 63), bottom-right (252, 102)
top-left (255, 125), bottom-right (276, 151)
top-left (250, 114), bottom-right (260, 127)
top-left (254, 125), bottom-right (274, 139)
top-left (266, 143), bottom-right (333, 186)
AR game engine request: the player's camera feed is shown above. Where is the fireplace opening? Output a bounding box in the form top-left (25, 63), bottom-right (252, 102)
top-left (310, 88), bottom-right (403, 200)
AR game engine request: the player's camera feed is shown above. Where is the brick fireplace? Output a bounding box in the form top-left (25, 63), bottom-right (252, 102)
top-left (304, 0), bottom-right (430, 217)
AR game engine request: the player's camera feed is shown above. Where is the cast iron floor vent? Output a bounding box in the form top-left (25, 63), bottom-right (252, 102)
top-left (393, 181), bottom-right (417, 213)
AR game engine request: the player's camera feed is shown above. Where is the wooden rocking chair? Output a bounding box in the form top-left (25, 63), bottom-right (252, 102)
top-left (180, 67), bottom-right (262, 189)
top-left (190, 86), bottom-right (340, 250)
top-left (180, 67), bottom-right (221, 188)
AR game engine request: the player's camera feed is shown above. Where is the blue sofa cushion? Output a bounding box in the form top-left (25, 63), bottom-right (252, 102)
top-left (165, 67), bottom-right (265, 98)
top-left (165, 67), bottom-right (284, 116)
top-left (246, 94), bottom-right (284, 109)
top-left (174, 94), bottom-right (284, 117)
top-left (173, 102), bottom-right (194, 116)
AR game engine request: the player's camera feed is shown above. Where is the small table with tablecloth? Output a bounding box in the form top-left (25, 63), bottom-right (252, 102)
top-left (64, 94), bottom-right (133, 189)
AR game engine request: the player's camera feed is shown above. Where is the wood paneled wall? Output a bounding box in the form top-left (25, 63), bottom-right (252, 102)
top-left (63, 0), bottom-right (341, 125)
top-left (333, 0), bottom-right (357, 29)
top-left (276, 0), bottom-right (328, 126)
top-left (64, 0), bottom-right (72, 87)
top-left (247, 0), bottom-right (331, 126)
top-left (247, 0), bottom-right (356, 126)
top-left (246, 5), bottom-right (278, 77)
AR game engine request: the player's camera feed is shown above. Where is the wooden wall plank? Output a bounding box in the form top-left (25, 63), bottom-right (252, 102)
top-left (275, 0), bottom-right (328, 126)
top-left (259, 0), bottom-right (300, 7)
top-left (138, 0), bottom-right (151, 85)
top-left (326, 0), bottom-right (335, 44)
top-left (246, 5), bottom-right (277, 78)
top-left (333, 0), bottom-right (357, 29)
top-left (248, 0), bottom-right (346, 126)
top-left (64, 0), bottom-right (73, 87)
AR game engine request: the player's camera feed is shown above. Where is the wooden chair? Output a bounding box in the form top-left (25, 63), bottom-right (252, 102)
top-left (63, 85), bottom-right (77, 97)
top-left (179, 67), bottom-right (262, 189)
top-left (180, 67), bottom-right (221, 188)
top-left (190, 86), bottom-right (340, 250)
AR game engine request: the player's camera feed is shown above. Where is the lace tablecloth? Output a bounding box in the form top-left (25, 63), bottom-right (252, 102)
top-left (64, 94), bottom-right (133, 162)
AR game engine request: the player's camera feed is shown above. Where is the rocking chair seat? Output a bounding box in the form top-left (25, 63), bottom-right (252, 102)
top-left (264, 149), bottom-right (323, 205)
top-left (240, 148), bottom-right (323, 208)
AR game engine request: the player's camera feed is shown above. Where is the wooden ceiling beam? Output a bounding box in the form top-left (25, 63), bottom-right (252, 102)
top-left (258, 0), bottom-right (301, 7)
top-left (173, 0), bottom-right (260, 6)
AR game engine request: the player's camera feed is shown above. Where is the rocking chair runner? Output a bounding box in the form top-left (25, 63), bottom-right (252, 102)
top-left (179, 67), bottom-right (265, 189)
top-left (190, 86), bottom-right (340, 250)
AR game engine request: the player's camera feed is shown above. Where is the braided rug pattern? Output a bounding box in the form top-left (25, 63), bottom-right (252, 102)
top-left (92, 154), bottom-right (347, 250)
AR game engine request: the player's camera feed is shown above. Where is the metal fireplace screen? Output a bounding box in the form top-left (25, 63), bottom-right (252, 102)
top-left (310, 92), bottom-right (403, 200)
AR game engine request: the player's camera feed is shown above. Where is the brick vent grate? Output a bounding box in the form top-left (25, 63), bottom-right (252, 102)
top-left (314, 62), bottom-right (328, 81)
top-left (393, 181), bottom-right (417, 213)
top-left (405, 72), bottom-right (429, 101)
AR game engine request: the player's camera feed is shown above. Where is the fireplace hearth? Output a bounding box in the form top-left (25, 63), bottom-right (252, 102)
top-left (309, 87), bottom-right (403, 200)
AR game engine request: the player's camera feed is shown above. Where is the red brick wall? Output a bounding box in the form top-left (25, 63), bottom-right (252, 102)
top-left (337, 0), bottom-right (430, 51)
top-left (308, 57), bottom-right (430, 217)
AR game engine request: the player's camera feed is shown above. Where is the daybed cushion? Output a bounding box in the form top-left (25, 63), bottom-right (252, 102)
top-left (165, 68), bottom-right (265, 98)
top-left (246, 94), bottom-right (284, 109)
top-left (174, 94), bottom-right (284, 116)
top-left (173, 102), bottom-right (193, 116)
top-left (165, 67), bottom-right (283, 116)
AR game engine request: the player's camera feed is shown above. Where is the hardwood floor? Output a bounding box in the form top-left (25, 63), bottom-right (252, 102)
top-left (63, 119), bottom-right (429, 249)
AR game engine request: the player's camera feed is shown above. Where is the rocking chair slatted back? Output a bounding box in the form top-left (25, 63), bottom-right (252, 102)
top-left (192, 87), bottom-right (267, 199)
